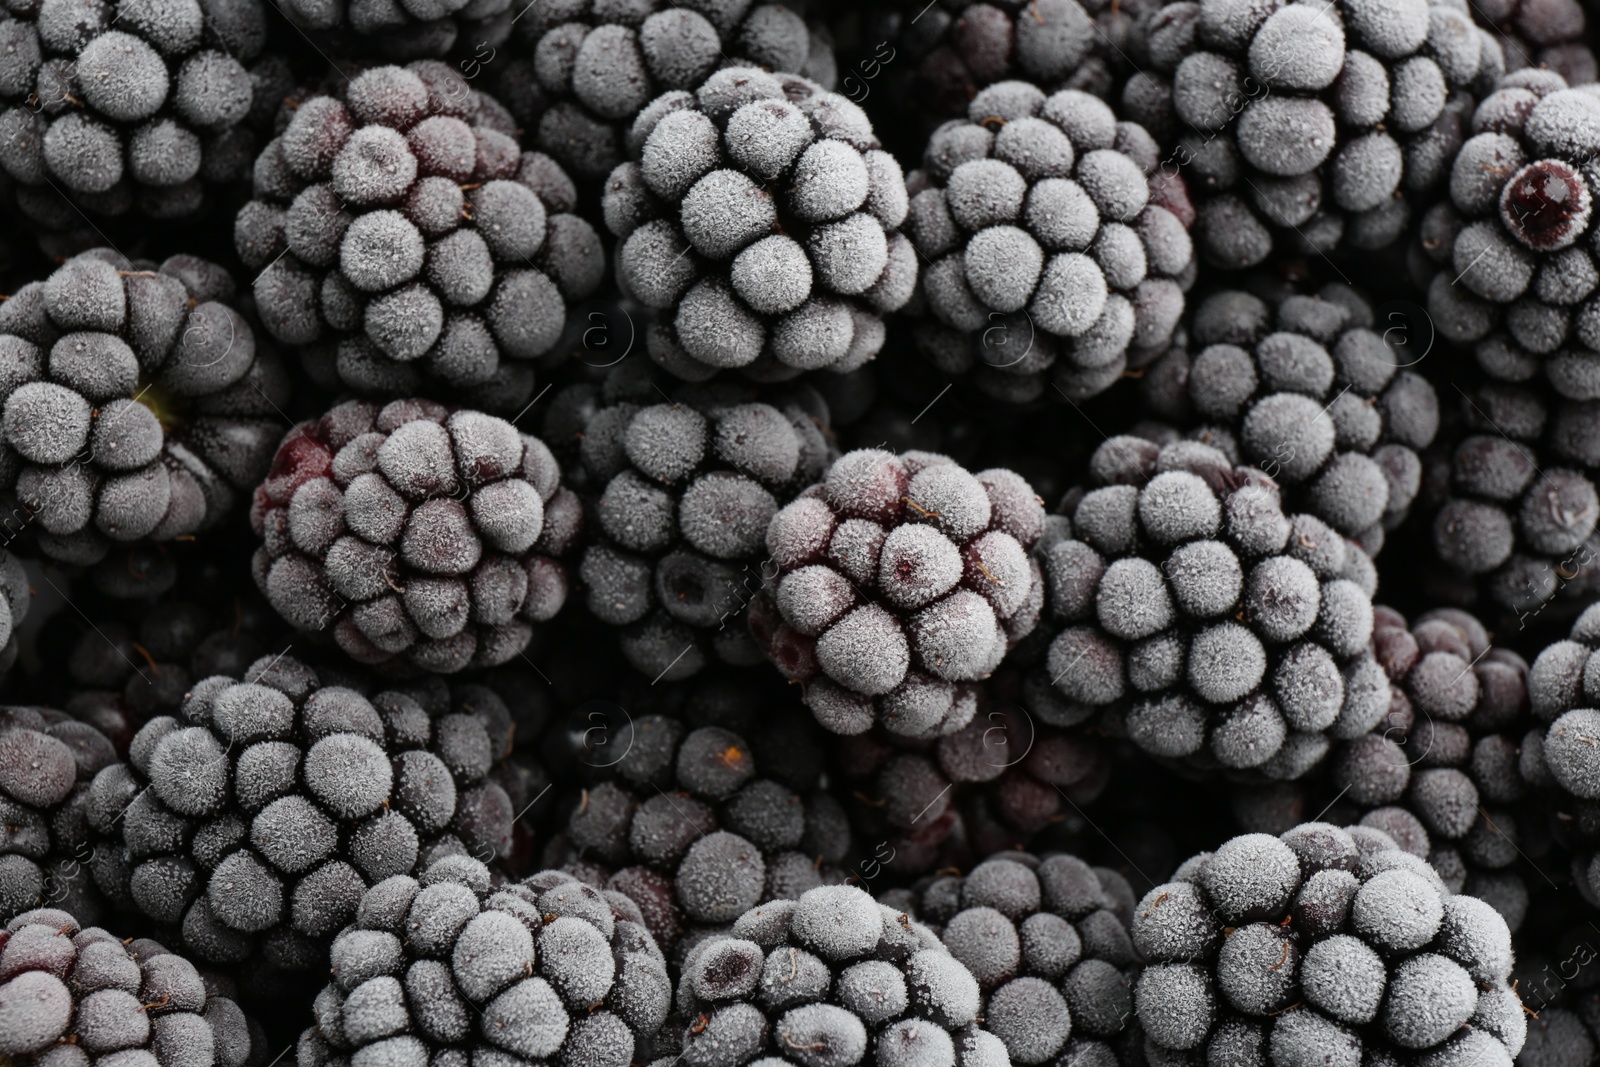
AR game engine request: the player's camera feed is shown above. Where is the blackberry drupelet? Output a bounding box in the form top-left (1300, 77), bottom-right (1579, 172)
top-left (0, 0), bottom-right (270, 229)
top-left (0, 250), bottom-right (287, 566)
top-left (1421, 72), bottom-right (1600, 396)
top-left (549, 710), bottom-right (851, 960)
top-left (669, 882), bottom-right (1011, 1067)
top-left (748, 447), bottom-right (1047, 738)
top-left (1423, 380), bottom-right (1600, 611)
top-left (1325, 606), bottom-right (1537, 932)
top-left (1027, 434), bottom-right (1384, 778)
top-left (81, 652), bottom-right (517, 972)
top-left (602, 65), bottom-right (917, 381)
top-left (573, 386), bottom-right (832, 681)
top-left (0, 707), bottom-right (118, 923)
top-left (235, 62), bottom-right (603, 410)
top-left (1123, 0), bottom-right (1502, 268)
top-left (904, 82), bottom-right (1196, 404)
top-left (250, 398), bottom-right (580, 673)
top-left (295, 858), bottom-right (674, 1067)
top-left (892, 851), bottom-right (1137, 1066)
top-left (1133, 822), bottom-right (1526, 1067)
top-left (1142, 284), bottom-right (1440, 548)
top-left (499, 0), bottom-right (838, 181)
top-left (0, 907), bottom-right (262, 1067)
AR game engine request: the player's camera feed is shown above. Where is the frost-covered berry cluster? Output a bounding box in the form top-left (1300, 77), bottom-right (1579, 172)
top-left (83, 653), bottom-right (517, 969)
top-left (0, 250), bottom-right (285, 564)
top-left (1143, 284), bottom-right (1439, 547)
top-left (906, 82), bottom-right (1195, 402)
top-left (297, 858), bottom-right (672, 1067)
top-left (751, 448), bottom-right (1046, 737)
top-left (251, 398), bottom-right (579, 672)
top-left (1031, 435), bottom-right (1383, 776)
top-left (499, 1), bottom-right (836, 180)
top-left (604, 66), bottom-right (916, 380)
top-left (574, 389), bottom-right (832, 680)
top-left (0, 0), bottom-right (271, 228)
top-left (1134, 823), bottom-right (1525, 1067)
top-left (237, 62), bottom-right (602, 409)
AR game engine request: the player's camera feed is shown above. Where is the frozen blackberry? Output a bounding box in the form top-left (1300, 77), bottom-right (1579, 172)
top-left (602, 65), bottom-right (916, 381)
top-left (0, 250), bottom-right (287, 566)
top-left (498, 1), bottom-right (838, 181)
top-left (1133, 822), bottom-right (1526, 1067)
top-left (548, 711), bottom-right (852, 958)
top-left (1027, 434), bottom-right (1382, 778)
top-left (296, 858), bottom-right (673, 1067)
top-left (274, 0), bottom-right (511, 62)
top-left (0, 907), bottom-right (263, 1067)
top-left (249, 398), bottom-right (580, 673)
top-left (832, 677), bottom-right (1114, 877)
top-left (1518, 602), bottom-right (1600, 907)
top-left (1422, 380), bottom-right (1600, 611)
top-left (881, 0), bottom-right (1161, 120)
top-left (59, 583), bottom-right (287, 757)
top-left (0, 546), bottom-right (30, 675)
top-left (81, 652), bottom-right (518, 972)
top-left (0, 0), bottom-right (270, 228)
top-left (1322, 606), bottom-right (1536, 932)
top-left (903, 83), bottom-right (1195, 404)
top-left (1420, 73), bottom-right (1600, 393)
top-left (1472, 0), bottom-right (1596, 85)
top-left (382, 669), bottom-right (557, 877)
top-left (892, 851), bottom-right (1137, 1065)
top-left (1143, 284), bottom-right (1440, 545)
top-left (574, 386), bottom-right (832, 681)
top-left (671, 882), bottom-right (1006, 1067)
top-left (0, 707), bottom-right (118, 923)
top-left (236, 63), bottom-right (603, 409)
top-left (748, 448), bottom-right (1047, 737)
top-left (1124, 0), bottom-right (1502, 267)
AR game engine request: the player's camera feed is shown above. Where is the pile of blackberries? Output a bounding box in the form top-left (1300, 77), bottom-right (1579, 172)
top-left (0, 0), bottom-right (1597, 1055)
